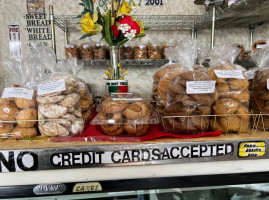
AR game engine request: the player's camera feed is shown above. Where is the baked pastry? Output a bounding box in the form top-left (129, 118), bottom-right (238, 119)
top-left (14, 94), bottom-right (37, 109)
top-left (39, 104), bottom-right (67, 118)
top-left (79, 43), bottom-right (93, 60)
top-left (0, 101), bottom-right (19, 121)
top-left (11, 126), bottom-right (37, 139)
top-left (16, 108), bottom-right (37, 127)
top-left (61, 93), bottom-right (80, 107)
top-left (124, 124), bottom-right (149, 136)
top-left (41, 122), bottom-right (69, 137)
top-left (0, 123), bottom-right (13, 137)
top-left (134, 44), bottom-right (148, 60)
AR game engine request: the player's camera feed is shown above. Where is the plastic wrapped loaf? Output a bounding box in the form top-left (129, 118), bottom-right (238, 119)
top-left (123, 44), bottom-right (133, 59)
top-left (65, 44), bottom-right (79, 59)
top-left (134, 44), bottom-right (148, 60)
top-left (93, 44), bottom-right (107, 60)
top-left (91, 98), bottom-right (159, 137)
top-left (35, 47), bottom-right (85, 137)
top-left (0, 48), bottom-right (42, 139)
top-left (164, 40), bottom-right (215, 135)
top-left (79, 43), bottom-right (93, 60)
top-left (148, 43), bottom-right (163, 59)
top-left (208, 43), bottom-right (250, 133)
top-left (251, 44), bottom-right (269, 130)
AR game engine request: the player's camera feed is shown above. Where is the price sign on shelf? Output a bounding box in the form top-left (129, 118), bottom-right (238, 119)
top-left (145, 0), bottom-right (163, 6)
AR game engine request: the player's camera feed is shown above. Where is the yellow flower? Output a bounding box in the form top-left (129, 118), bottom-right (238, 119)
top-left (78, 12), bottom-right (103, 35)
top-left (118, 1), bottom-right (132, 17)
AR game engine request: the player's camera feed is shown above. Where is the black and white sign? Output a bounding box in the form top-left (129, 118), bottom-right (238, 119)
top-left (145, 0), bottom-right (163, 6)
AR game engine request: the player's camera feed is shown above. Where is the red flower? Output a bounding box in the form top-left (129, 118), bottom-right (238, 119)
top-left (110, 25), bottom-right (120, 38)
top-left (127, 21), bottom-right (140, 35)
top-left (118, 15), bottom-right (131, 24)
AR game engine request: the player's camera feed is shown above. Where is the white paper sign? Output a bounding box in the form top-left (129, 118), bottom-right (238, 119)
top-left (37, 79), bottom-right (66, 96)
top-left (66, 44), bottom-right (74, 48)
top-left (214, 70), bottom-right (244, 79)
top-left (257, 44), bottom-right (266, 49)
top-left (83, 44), bottom-right (91, 49)
top-left (186, 81), bottom-right (216, 94)
top-left (8, 23), bottom-right (22, 59)
top-left (2, 87), bottom-right (34, 100)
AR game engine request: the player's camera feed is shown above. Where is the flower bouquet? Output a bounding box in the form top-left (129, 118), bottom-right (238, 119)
top-left (78, 0), bottom-right (149, 84)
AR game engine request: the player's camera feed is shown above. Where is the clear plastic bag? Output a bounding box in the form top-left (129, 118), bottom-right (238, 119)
top-left (79, 43), bottom-right (93, 60)
top-left (91, 98), bottom-right (159, 137)
top-left (93, 43), bottom-right (107, 60)
top-left (164, 40), bottom-right (215, 135)
top-left (133, 44), bottom-right (148, 60)
top-left (208, 43), bottom-right (250, 133)
top-left (36, 47), bottom-right (85, 137)
top-left (148, 41), bottom-right (163, 60)
top-left (123, 44), bottom-right (133, 59)
top-left (65, 44), bottom-right (79, 59)
top-left (251, 44), bottom-right (269, 130)
top-left (0, 45), bottom-right (42, 139)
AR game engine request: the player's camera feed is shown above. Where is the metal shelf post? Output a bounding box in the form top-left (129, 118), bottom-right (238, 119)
top-left (49, 5), bottom-right (57, 60)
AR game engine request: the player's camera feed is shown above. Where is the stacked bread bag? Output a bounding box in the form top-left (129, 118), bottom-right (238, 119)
top-left (91, 97), bottom-right (159, 137)
top-left (208, 43), bottom-right (250, 133)
top-left (251, 44), bottom-right (269, 130)
top-left (152, 47), bottom-right (183, 114)
top-left (33, 44), bottom-right (85, 137)
top-left (0, 49), bottom-right (41, 139)
top-left (163, 40), bottom-right (215, 134)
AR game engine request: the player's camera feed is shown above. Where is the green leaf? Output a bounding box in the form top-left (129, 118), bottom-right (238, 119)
top-left (79, 33), bottom-right (92, 40)
top-left (116, 39), bottom-right (128, 48)
top-left (144, 26), bottom-right (150, 30)
top-left (103, 10), bottom-right (113, 46)
top-left (135, 33), bottom-right (145, 38)
top-left (79, 3), bottom-right (84, 6)
top-left (83, 0), bottom-right (94, 16)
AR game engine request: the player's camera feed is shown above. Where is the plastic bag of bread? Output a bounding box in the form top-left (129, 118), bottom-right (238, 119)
top-left (35, 47), bottom-right (85, 137)
top-left (65, 44), bottom-right (79, 59)
top-left (91, 98), bottom-right (159, 137)
top-left (123, 44), bottom-right (133, 59)
top-left (148, 42), bottom-right (163, 60)
top-left (163, 40), bottom-right (215, 135)
top-left (93, 43), bottom-right (107, 60)
top-left (1, 53), bottom-right (41, 139)
top-left (208, 43), bottom-right (250, 133)
top-left (134, 44), bottom-right (148, 60)
top-left (79, 43), bottom-right (93, 60)
top-left (152, 47), bottom-right (178, 101)
top-left (251, 45), bottom-right (269, 130)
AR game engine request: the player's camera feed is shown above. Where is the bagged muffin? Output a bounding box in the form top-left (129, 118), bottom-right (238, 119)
top-left (251, 45), bottom-right (269, 130)
top-left (93, 43), bottom-right (107, 60)
top-left (35, 45), bottom-right (85, 137)
top-left (148, 42), bottom-right (163, 60)
top-left (208, 43), bottom-right (250, 133)
top-left (163, 40), bottom-right (215, 135)
top-left (123, 44), bottom-right (133, 59)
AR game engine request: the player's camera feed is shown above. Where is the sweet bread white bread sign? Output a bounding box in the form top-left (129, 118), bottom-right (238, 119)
top-left (8, 22), bottom-right (22, 59)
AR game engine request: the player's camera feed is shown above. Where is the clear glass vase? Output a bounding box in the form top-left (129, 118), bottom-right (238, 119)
top-left (110, 46), bottom-right (120, 80)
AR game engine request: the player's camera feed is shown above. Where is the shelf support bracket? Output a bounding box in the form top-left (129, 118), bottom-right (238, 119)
top-left (249, 24), bottom-right (254, 50)
top-left (192, 19), bottom-right (198, 39)
top-left (49, 5), bottom-right (57, 60)
top-left (64, 20), bottom-right (68, 46)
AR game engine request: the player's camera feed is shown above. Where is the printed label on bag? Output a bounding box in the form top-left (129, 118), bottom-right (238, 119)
top-left (83, 44), bottom-right (91, 49)
top-left (2, 87), bottom-right (34, 100)
top-left (66, 44), bottom-right (74, 48)
top-left (214, 70), bottom-right (244, 79)
top-left (26, 82), bottom-right (38, 90)
top-left (37, 79), bottom-right (66, 96)
top-left (186, 81), bottom-right (216, 94)
top-left (257, 44), bottom-right (266, 49)
top-left (267, 79), bottom-right (269, 90)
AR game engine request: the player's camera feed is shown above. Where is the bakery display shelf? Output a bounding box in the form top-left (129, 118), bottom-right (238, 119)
top-left (54, 15), bottom-right (206, 32)
top-left (199, 0), bottom-right (269, 28)
top-left (0, 130), bottom-right (268, 174)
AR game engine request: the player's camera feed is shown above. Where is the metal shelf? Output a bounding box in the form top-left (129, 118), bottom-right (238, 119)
top-left (74, 59), bottom-right (169, 66)
top-left (199, 0), bottom-right (269, 28)
top-left (54, 15), bottom-right (206, 32)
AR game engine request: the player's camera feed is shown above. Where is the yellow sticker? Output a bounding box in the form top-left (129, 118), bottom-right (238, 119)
top-left (73, 182), bottom-right (102, 193)
top-left (239, 147), bottom-right (265, 152)
top-left (239, 142), bottom-right (265, 148)
top-left (239, 151), bottom-right (265, 157)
